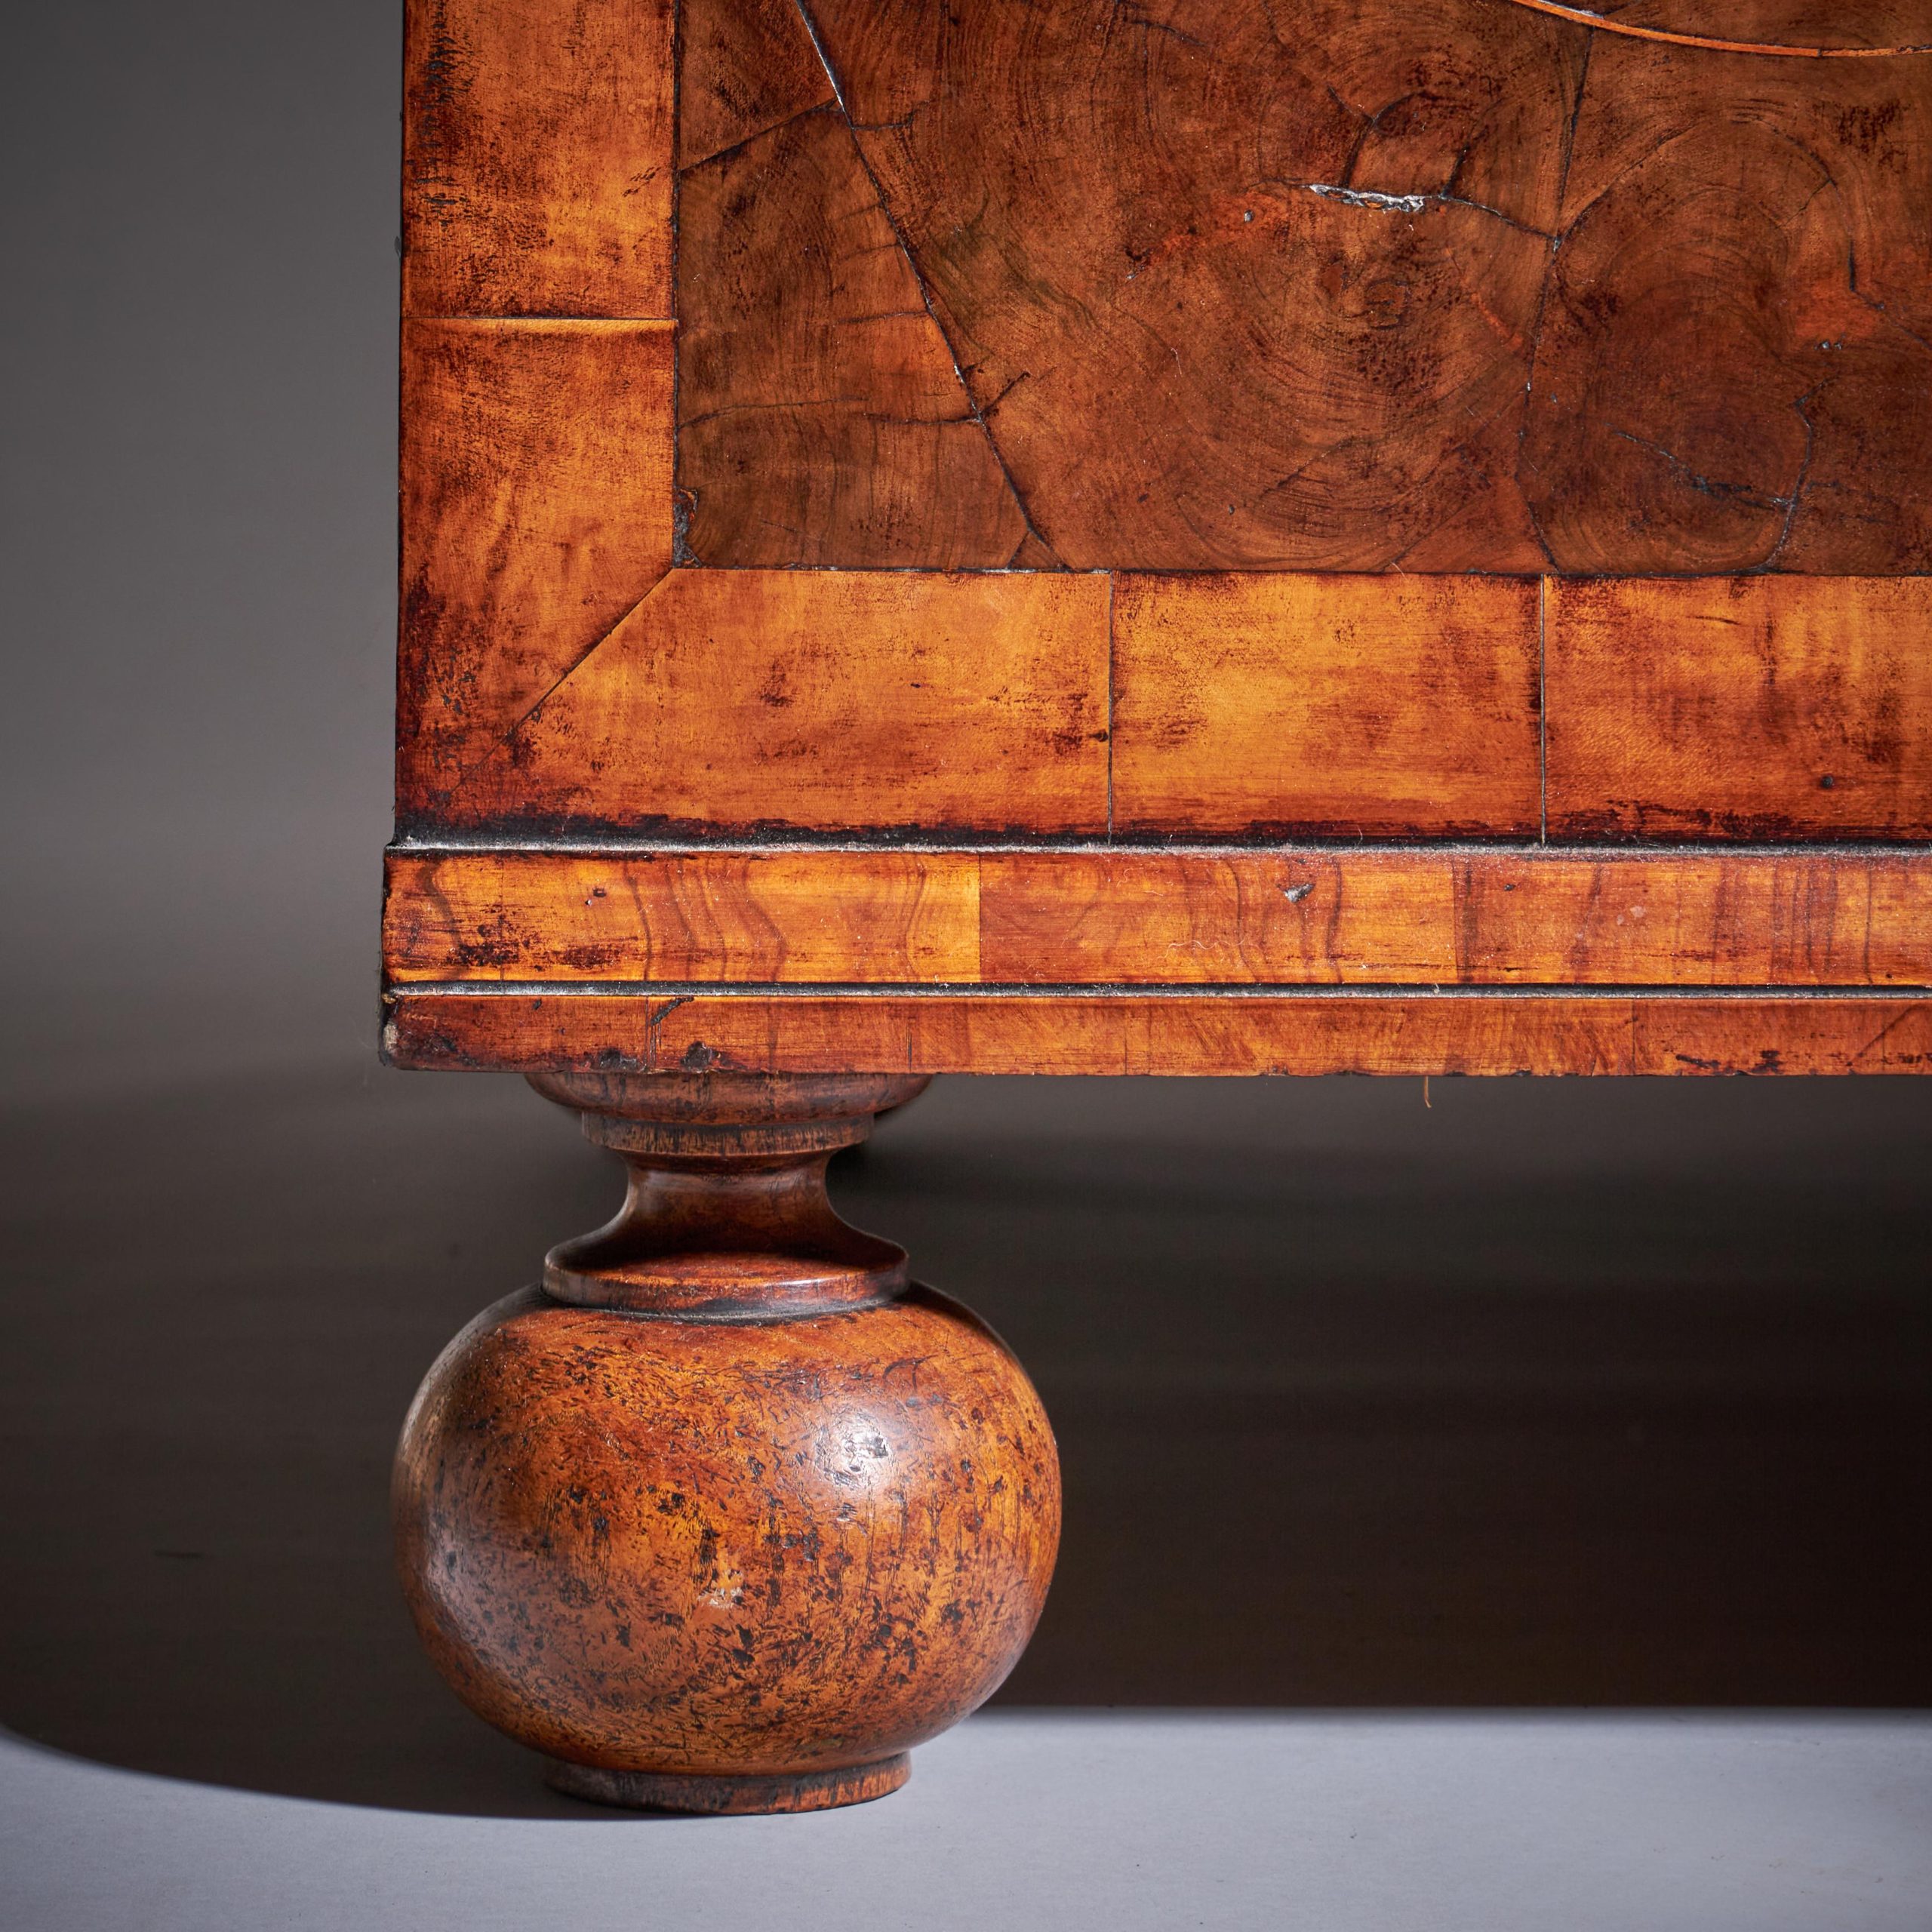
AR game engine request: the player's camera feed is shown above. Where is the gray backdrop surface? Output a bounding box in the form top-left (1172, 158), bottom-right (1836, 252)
top-left (5, 0), bottom-right (397, 1100)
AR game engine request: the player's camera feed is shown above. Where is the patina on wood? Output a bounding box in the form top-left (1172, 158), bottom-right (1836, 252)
top-left (402, 0), bottom-right (673, 317)
top-left (1547, 577), bottom-right (1932, 839)
top-left (384, 988), bottom-right (1932, 1078)
top-left (1111, 574), bottom-right (1543, 837)
top-left (679, 0), bottom-right (1932, 575)
top-left (387, 0), bottom-right (1932, 1822)
top-left (450, 568), bottom-right (1111, 835)
top-left (398, 318), bottom-right (675, 814)
top-left (385, 846), bottom-right (1932, 989)
top-left (394, 1072), bottom-right (1060, 1814)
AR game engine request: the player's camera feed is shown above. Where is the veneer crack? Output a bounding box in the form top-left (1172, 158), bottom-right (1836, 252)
top-left (789, 0), bottom-right (1068, 568)
top-left (1516, 26), bottom-right (1593, 570)
top-left (678, 97), bottom-right (838, 177)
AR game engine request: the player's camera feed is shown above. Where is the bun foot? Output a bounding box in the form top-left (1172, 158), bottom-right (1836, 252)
top-left (393, 1073), bottom-right (1060, 1814)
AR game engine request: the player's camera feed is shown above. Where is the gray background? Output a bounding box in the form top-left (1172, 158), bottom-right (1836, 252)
top-left (5, 0), bottom-right (396, 1104)
top-left (3, 3), bottom-right (1929, 1922)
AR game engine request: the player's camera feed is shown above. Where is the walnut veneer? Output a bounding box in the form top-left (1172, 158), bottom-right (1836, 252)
top-left (384, 0), bottom-right (1932, 1810)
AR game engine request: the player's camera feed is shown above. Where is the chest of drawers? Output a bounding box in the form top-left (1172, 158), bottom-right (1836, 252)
top-left (383, 0), bottom-right (1931, 1810)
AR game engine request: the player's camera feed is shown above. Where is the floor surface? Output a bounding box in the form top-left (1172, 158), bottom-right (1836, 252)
top-left (7, 1714), bottom-right (1928, 1930)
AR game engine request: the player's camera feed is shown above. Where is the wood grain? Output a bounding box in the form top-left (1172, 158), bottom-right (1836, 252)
top-left (1502, 2), bottom-right (1932, 57)
top-left (1111, 574), bottom-right (1541, 836)
top-left (1524, 27), bottom-right (1932, 572)
top-left (403, 0), bottom-right (673, 318)
top-left (677, 104), bottom-right (1026, 567)
top-left (1546, 577), bottom-right (1932, 838)
top-left (696, 0), bottom-right (1578, 571)
top-left (386, 849), bottom-right (982, 983)
top-left (445, 569), bottom-right (1110, 834)
top-left (383, 0), bottom-right (1932, 1833)
top-left (673, 0), bottom-right (1932, 571)
top-left (385, 847), bottom-right (1932, 987)
top-left (398, 320), bottom-right (675, 816)
top-left (383, 988), bottom-right (1932, 1076)
top-left (678, 0), bottom-right (832, 170)
top-left (395, 1071), bottom-right (1057, 1810)
top-left (398, 1286), bottom-right (1057, 1788)
top-left (976, 849), bottom-right (1931, 987)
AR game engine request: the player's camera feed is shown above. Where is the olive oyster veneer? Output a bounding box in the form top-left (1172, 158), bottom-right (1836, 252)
top-left (383, 0), bottom-right (1932, 1811)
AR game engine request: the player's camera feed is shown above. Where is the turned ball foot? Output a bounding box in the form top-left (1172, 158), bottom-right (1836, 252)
top-left (392, 1073), bottom-right (1060, 1812)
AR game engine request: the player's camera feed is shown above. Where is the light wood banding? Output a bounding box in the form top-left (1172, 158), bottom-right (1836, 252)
top-left (386, 847), bottom-right (1932, 988)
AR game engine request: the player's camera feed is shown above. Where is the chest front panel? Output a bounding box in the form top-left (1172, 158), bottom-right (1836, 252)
top-left (385, 0), bottom-right (1932, 1075)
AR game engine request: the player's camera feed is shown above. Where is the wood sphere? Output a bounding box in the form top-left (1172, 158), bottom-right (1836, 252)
top-left (395, 1165), bottom-right (1060, 1812)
